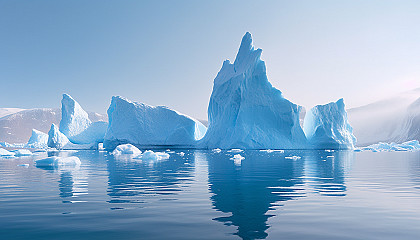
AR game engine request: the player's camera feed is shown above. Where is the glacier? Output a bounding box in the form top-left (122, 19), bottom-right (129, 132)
top-left (303, 99), bottom-right (356, 149)
top-left (103, 96), bottom-right (207, 150)
top-left (59, 94), bottom-right (107, 144)
top-left (27, 129), bottom-right (48, 148)
top-left (47, 124), bottom-right (70, 149)
top-left (199, 32), bottom-right (307, 149)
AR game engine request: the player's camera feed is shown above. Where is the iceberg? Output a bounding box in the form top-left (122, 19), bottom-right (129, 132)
top-left (59, 94), bottom-right (92, 141)
top-left (112, 144), bottom-right (142, 156)
top-left (59, 94), bottom-right (107, 144)
top-left (35, 156), bottom-right (81, 167)
top-left (47, 124), bottom-right (70, 149)
top-left (0, 148), bottom-right (15, 156)
top-left (103, 96), bottom-right (207, 150)
top-left (303, 99), bottom-right (356, 150)
top-left (27, 129), bottom-right (48, 148)
top-left (199, 32), bottom-right (307, 149)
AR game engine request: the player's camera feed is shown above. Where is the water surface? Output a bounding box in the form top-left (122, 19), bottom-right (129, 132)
top-left (0, 149), bottom-right (419, 239)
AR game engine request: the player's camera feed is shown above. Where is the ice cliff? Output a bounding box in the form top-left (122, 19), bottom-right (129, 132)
top-left (303, 99), bottom-right (356, 149)
top-left (199, 32), bottom-right (307, 149)
top-left (103, 96), bottom-right (207, 150)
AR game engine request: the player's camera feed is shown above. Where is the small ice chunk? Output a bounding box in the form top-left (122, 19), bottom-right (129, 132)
top-left (326, 155), bottom-right (334, 158)
top-left (228, 149), bottom-right (243, 153)
top-left (212, 148), bottom-right (222, 153)
top-left (260, 149), bottom-right (285, 153)
top-left (325, 149), bottom-right (334, 152)
top-left (138, 150), bottom-right (170, 160)
top-left (17, 164), bottom-right (29, 167)
top-left (35, 156), bottom-right (81, 167)
top-left (230, 154), bottom-right (244, 165)
top-left (112, 144), bottom-right (142, 156)
top-left (285, 156), bottom-right (301, 160)
top-left (13, 149), bottom-right (33, 156)
top-left (177, 152), bottom-right (185, 157)
top-left (0, 148), bottom-right (15, 156)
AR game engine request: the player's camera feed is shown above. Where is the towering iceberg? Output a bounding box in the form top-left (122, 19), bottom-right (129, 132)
top-left (303, 99), bottom-right (356, 149)
top-left (59, 94), bottom-right (107, 144)
top-left (27, 129), bottom-right (48, 148)
top-left (199, 32), bottom-right (307, 149)
top-left (103, 96), bottom-right (207, 150)
top-left (48, 124), bottom-right (70, 149)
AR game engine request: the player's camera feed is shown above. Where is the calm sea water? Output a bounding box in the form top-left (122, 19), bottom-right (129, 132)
top-left (0, 149), bottom-right (419, 240)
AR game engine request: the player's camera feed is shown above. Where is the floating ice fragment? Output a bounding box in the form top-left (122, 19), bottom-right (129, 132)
top-left (137, 150), bottom-right (170, 160)
top-left (13, 149), bottom-right (32, 156)
top-left (112, 144), bottom-right (142, 156)
top-left (260, 149), bottom-right (285, 153)
top-left (212, 148), bottom-right (222, 153)
top-left (177, 152), bottom-right (185, 157)
top-left (17, 164), bottom-right (29, 167)
top-left (0, 148), bottom-right (15, 156)
top-left (285, 156), bottom-right (301, 160)
top-left (230, 154), bottom-right (244, 165)
top-left (35, 156), bottom-right (81, 167)
top-left (228, 149), bottom-right (243, 153)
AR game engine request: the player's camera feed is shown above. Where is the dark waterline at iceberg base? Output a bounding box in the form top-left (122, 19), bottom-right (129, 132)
top-left (1, 150), bottom-right (419, 240)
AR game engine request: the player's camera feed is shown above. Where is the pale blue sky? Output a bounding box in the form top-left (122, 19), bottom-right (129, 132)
top-left (1, 0), bottom-right (419, 119)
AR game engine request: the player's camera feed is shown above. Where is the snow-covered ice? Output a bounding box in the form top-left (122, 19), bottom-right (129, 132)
top-left (47, 124), bottom-right (70, 149)
top-left (112, 144), bottom-right (142, 156)
top-left (199, 32), bottom-right (307, 149)
top-left (35, 156), bottom-right (81, 167)
top-left (27, 129), bottom-right (48, 148)
top-left (103, 96), bottom-right (207, 150)
top-left (303, 99), bottom-right (356, 150)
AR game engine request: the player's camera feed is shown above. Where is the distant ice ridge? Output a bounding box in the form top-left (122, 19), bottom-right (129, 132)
top-left (59, 94), bottom-right (107, 144)
top-left (303, 99), bottom-right (356, 149)
top-left (199, 32), bottom-right (307, 149)
top-left (103, 96), bottom-right (207, 150)
top-left (356, 140), bottom-right (420, 152)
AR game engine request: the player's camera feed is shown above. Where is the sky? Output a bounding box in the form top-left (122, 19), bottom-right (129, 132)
top-left (1, 0), bottom-right (419, 119)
